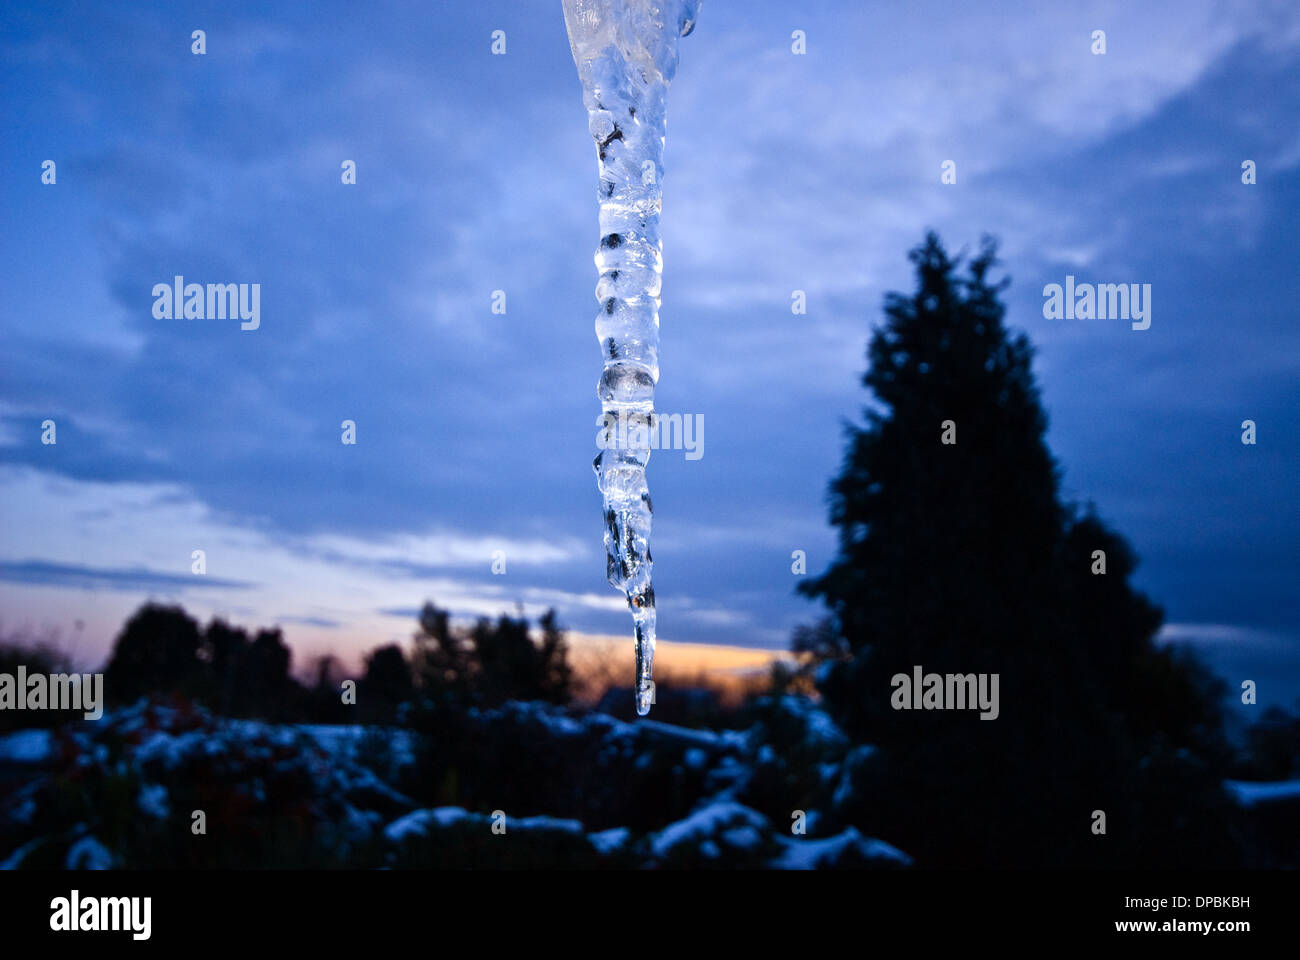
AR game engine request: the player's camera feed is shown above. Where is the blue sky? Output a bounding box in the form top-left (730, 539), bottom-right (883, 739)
top-left (2, 1), bottom-right (1298, 711)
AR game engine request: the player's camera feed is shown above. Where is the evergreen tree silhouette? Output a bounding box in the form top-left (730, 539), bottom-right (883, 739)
top-left (202, 618), bottom-right (248, 715)
top-left (359, 644), bottom-right (416, 722)
top-left (800, 233), bottom-right (1239, 866)
top-left (104, 603), bottom-right (204, 702)
top-left (243, 627), bottom-right (293, 717)
top-left (412, 600), bottom-right (472, 705)
top-left (537, 609), bottom-right (574, 705)
top-left (411, 600), bottom-right (572, 707)
top-left (105, 605), bottom-right (302, 718)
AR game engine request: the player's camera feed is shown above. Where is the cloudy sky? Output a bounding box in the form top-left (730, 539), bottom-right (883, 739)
top-left (2, 0), bottom-right (1297, 709)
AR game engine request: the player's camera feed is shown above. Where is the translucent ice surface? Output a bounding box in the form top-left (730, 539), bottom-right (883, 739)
top-left (562, 0), bottom-right (700, 715)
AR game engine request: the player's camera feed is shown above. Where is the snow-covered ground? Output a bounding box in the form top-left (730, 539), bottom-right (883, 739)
top-left (1224, 779), bottom-right (1300, 809)
top-left (0, 696), bottom-right (918, 869)
top-left (4, 697), bottom-right (1289, 869)
top-left (0, 728), bottom-right (52, 764)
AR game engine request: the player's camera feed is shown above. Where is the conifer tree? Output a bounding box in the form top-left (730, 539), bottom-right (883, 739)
top-left (801, 234), bottom-right (1237, 866)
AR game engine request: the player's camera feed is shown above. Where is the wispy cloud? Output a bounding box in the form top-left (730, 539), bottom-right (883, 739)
top-left (0, 560), bottom-right (252, 592)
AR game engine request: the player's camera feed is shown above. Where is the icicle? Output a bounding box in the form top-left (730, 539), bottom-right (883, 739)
top-left (562, 0), bottom-right (701, 715)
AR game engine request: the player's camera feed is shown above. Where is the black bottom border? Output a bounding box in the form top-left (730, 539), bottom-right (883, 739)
top-left (0, 868), bottom-right (1292, 947)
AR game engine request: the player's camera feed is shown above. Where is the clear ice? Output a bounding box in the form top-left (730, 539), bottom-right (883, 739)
top-left (561, 0), bottom-right (701, 716)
